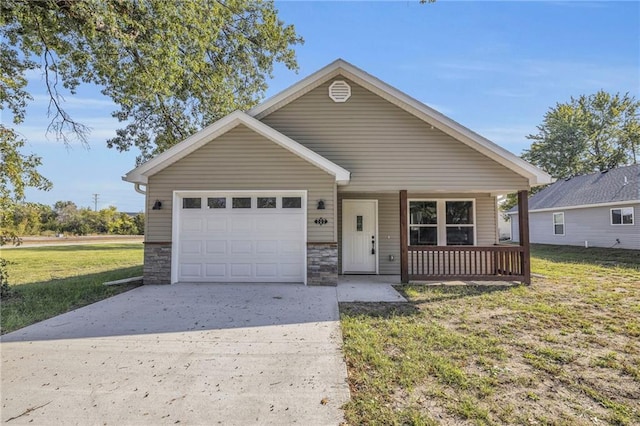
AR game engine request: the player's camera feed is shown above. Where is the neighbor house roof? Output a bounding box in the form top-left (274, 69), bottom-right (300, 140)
top-left (507, 164), bottom-right (640, 213)
top-left (249, 59), bottom-right (552, 187)
top-left (123, 111), bottom-right (351, 185)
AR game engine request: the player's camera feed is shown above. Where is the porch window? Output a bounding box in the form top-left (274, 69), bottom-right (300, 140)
top-left (409, 199), bottom-right (475, 246)
top-left (611, 207), bottom-right (634, 225)
top-left (409, 201), bottom-right (437, 245)
top-left (553, 212), bottom-right (565, 235)
top-left (445, 201), bottom-right (474, 245)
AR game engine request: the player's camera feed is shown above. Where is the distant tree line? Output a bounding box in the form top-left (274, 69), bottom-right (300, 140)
top-left (3, 201), bottom-right (144, 236)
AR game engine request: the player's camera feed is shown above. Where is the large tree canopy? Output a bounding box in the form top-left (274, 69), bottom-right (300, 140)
top-left (522, 91), bottom-right (639, 179)
top-left (500, 91), bottom-right (639, 214)
top-left (1, 0), bottom-right (302, 161)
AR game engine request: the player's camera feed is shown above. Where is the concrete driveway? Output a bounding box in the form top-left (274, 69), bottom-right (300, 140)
top-left (1, 284), bottom-right (350, 425)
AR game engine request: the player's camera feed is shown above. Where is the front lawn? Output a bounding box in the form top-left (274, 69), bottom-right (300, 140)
top-left (340, 244), bottom-right (640, 425)
top-left (1, 243), bottom-right (143, 334)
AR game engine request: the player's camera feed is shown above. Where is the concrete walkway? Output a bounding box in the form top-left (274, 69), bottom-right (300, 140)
top-left (337, 275), bottom-right (407, 302)
top-left (1, 284), bottom-right (350, 425)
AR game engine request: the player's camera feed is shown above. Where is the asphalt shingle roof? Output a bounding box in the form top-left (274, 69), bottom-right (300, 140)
top-left (508, 164), bottom-right (640, 212)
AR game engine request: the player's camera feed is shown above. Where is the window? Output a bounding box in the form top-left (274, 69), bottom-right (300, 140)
top-left (409, 200), bottom-right (475, 246)
top-left (207, 197), bottom-right (226, 209)
top-left (409, 201), bottom-right (438, 245)
top-left (282, 197), bottom-right (302, 208)
top-left (257, 197), bottom-right (276, 208)
top-left (611, 207), bottom-right (634, 225)
top-left (445, 201), bottom-right (474, 245)
top-left (182, 198), bottom-right (201, 209)
top-left (232, 197), bottom-right (251, 208)
top-left (553, 212), bottom-right (565, 235)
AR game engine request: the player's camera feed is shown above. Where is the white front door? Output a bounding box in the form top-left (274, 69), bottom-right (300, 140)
top-left (342, 199), bottom-right (377, 274)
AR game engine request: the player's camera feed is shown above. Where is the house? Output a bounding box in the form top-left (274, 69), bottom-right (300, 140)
top-left (508, 165), bottom-right (639, 250)
top-left (123, 59), bottom-right (552, 286)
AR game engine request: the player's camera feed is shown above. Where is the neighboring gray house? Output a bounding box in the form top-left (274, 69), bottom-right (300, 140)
top-left (124, 59), bottom-right (551, 286)
top-left (508, 164), bottom-right (640, 250)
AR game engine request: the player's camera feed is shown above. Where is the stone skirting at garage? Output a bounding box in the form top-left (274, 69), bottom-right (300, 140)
top-left (143, 242), bottom-right (172, 285)
top-left (307, 242), bottom-right (338, 286)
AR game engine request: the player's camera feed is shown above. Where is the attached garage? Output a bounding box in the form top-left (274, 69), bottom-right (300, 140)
top-left (173, 191), bottom-right (307, 284)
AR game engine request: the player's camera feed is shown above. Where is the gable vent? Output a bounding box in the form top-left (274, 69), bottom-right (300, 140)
top-left (329, 80), bottom-right (351, 102)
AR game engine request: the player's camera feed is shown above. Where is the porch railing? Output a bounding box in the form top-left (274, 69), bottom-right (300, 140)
top-left (407, 245), bottom-right (525, 281)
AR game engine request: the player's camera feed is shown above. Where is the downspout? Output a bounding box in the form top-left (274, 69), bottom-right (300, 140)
top-left (134, 183), bottom-right (147, 195)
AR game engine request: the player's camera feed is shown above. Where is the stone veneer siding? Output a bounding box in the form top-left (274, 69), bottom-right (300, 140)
top-left (143, 243), bottom-right (172, 285)
top-left (307, 242), bottom-right (338, 286)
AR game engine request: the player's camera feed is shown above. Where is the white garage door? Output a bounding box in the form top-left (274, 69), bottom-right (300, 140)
top-left (174, 191), bottom-right (306, 283)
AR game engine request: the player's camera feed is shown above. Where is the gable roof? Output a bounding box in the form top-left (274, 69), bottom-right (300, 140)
top-left (507, 164), bottom-right (640, 213)
top-left (123, 111), bottom-right (351, 185)
top-left (248, 59), bottom-right (552, 187)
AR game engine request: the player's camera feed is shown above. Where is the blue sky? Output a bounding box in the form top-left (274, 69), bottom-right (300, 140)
top-left (17, 1), bottom-right (640, 212)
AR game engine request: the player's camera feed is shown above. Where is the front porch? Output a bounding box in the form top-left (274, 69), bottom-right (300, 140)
top-left (398, 189), bottom-right (531, 285)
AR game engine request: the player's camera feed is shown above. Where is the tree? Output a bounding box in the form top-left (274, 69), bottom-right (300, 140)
top-left (500, 91), bottom-right (640, 214)
top-left (522, 91), bottom-right (639, 179)
top-left (2, 0), bottom-right (302, 162)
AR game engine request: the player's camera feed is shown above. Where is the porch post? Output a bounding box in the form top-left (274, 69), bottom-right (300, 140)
top-left (400, 190), bottom-right (408, 283)
top-left (517, 190), bottom-right (531, 285)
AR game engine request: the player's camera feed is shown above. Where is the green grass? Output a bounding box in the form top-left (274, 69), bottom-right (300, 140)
top-left (340, 244), bottom-right (640, 425)
top-left (1, 243), bottom-right (143, 334)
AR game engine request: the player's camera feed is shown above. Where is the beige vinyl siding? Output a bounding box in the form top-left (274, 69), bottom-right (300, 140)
top-left (261, 78), bottom-right (529, 192)
top-left (338, 192), bottom-right (498, 275)
top-left (146, 125), bottom-right (335, 243)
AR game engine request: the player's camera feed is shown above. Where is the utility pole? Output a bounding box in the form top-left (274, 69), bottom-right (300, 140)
top-left (92, 194), bottom-right (99, 211)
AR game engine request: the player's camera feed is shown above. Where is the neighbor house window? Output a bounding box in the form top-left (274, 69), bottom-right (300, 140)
top-left (409, 200), bottom-right (475, 246)
top-left (553, 212), bottom-right (565, 235)
top-left (611, 207), bottom-right (634, 225)
top-left (182, 198), bottom-right (201, 209)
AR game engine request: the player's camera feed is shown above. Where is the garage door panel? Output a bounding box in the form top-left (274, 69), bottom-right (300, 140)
top-left (230, 240), bottom-right (253, 254)
top-left (205, 241), bottom-right (226, 254)
top-left (177, 192), bottom-right (305, 283)
top-left (281, 263), bottom-right (303, 277)
top-left (230, 263), bottom-right (252, 277)
top-left (180, 263), bottom-right (202, 278)
top-left (182, 218), bottom-right (203, 232)
top-left (256, 263), bottom-right (278, 277)
top-left (207, 218), bottom-right (227, 232)
top-left (281, 240), bottom-right (303, 254)
top-left (181, 240), bottom-right (202, 255)
top-left (205, 263), bottom-right (226, 277)
top-left (230, 217), bottom-right (252, 232)
top-left (256, 240), bottom-right (278, 254)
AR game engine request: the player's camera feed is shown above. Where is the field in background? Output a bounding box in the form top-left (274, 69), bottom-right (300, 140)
top-left (1, 243), bottom-right (143, 334)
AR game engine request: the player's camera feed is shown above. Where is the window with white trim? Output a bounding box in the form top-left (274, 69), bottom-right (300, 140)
top-left (409, 200), bottom-right (475, 246)
top-left (611, 207), bottom-right (634, 225)
top-left (445, 201), bottom-right (474, 245)
top-left (553, 212), bottom-right (565, 235)
top-left (409, 201), bottom-right (437, 245)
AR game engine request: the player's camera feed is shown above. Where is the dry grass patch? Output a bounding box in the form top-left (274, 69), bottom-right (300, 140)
top-left (340, 245), bottom-right (640, 425)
